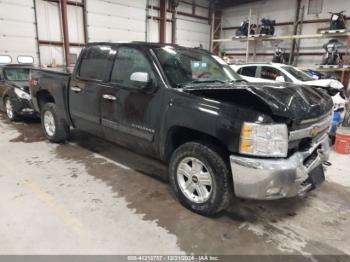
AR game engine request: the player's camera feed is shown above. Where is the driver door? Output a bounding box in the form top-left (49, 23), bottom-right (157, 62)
top-left (100, 46), bottom-right (161, 155)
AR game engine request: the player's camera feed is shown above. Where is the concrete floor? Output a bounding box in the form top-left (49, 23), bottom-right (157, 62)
top-left (0, 112), bottom-right (350, 257)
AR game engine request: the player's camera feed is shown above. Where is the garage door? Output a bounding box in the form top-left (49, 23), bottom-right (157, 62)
top-left (86, 0), bottom-right (147, 42)
top-left (0, 0), bottom-right (38, 64)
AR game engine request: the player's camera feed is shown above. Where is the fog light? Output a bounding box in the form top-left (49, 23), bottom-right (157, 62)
top-left (22, 108), bottom-right (34, 113)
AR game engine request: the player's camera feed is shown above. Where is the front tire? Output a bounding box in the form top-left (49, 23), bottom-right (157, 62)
top-left (169, 142), bottom-right (232, 216)
top-left (41, 103), bottom-right (70, 143)
top-left (4, 97), bottom-right (19, 121)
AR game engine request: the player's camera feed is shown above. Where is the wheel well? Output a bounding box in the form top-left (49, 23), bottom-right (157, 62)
top-left (164, 126), bottom-right (229, 163)
top-left (3, 94), bottom-right (9, 104)
top-left (37, 90), bottom-right (55, 111)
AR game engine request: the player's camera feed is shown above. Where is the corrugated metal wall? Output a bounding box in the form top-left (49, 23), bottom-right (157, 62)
top-left (0, 0), bottom-right (211, 66)
top-left (176, 0), bottom-right (211, 49)
top-left (148, 0), bottom-right (210, 48)
top-left (86, 0), bottom-right (148, 42)
top-left (36, 0), bottom-right (85, 66)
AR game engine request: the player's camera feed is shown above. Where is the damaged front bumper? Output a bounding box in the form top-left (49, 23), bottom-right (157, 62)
top-left (11, 97), bottom-right (35, 116)
top-left (229, 134), bottom-right (330, 200)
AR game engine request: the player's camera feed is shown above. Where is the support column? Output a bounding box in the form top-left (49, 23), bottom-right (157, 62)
top-left (211, 10), bottom-right (222, 55)
top-left (61, 0), bottom-right (70, 66)
top-left (82, 0), bottom-right (88, 44)
top-left (159, 0), bottom-right (167, 43)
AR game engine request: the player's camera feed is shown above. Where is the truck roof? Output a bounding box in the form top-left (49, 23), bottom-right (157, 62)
top-left (87, 41), bottom-right (177, 48)
top-left (86, 41), bottom-right (209, 52)
top-left (0, 64), bottom-right (35, 69)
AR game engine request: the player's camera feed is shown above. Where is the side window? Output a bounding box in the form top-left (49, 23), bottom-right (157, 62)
top-left (79, 46), bottom-right (111, 81)
top-left (261, 67), bottom-right (283, 80)
top-left (110, 47), bottom-right (152, 88)
top-left (239, 66), bottom-right (257, 77)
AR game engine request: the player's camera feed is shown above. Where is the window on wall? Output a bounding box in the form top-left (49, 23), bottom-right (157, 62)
top-left (0, 55), bottom-right (12, 64)
top-left (308, 0), bottom-right (323, 15)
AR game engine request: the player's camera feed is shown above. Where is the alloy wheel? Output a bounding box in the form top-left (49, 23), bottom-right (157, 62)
top-left (43, 110), bottom-right (56, 137)
top-left (176, 157), bottom-right (213, 204)
top-left (5, 99), bottom-right (14, 120)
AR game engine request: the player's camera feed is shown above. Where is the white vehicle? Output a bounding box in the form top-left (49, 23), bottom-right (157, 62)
top-left (231, 63), bottom-right (348, 111)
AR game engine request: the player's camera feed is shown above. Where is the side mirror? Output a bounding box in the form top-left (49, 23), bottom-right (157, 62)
top-left (130, 72), bottom-right (151, 89)
top-left (275, 76), bottom-right (285, 82)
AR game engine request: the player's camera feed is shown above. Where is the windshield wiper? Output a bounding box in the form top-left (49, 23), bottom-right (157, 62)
top-left (177, 79), bottom-right (226, 88)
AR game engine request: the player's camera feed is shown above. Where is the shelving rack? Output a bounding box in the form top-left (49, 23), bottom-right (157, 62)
top-left (213, 31), bottom-right (350, 44)
top-left (211, 18), bottom-right (350, 87)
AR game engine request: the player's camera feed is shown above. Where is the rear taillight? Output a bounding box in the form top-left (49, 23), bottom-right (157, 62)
top-left (30, 79), bottom-right (38, 87)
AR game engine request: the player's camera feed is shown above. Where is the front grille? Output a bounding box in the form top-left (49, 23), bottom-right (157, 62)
top-left (289, 113), bottom-right (331, 142)
top-left (287, 112), bottom-right (330, 157)
top-left (296, 111), bottom-right (332, 130)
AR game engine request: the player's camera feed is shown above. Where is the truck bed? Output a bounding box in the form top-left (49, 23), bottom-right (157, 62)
top-left (30, 68), bottom-right (72, 125)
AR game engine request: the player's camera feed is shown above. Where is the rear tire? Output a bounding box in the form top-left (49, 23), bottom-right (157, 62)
top-left (41, 103), bottom-right (70, 143)
top-left (169, 142), bottom-right (232, 216)
top-left (4, 97), bottom-right (19, 122)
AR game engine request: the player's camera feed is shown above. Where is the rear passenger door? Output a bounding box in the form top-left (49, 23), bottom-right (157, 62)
top-left (69, 45), bottom-right (113, 135)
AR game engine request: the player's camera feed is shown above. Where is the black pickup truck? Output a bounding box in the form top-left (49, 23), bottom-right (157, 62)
top-left (30, 42), bottom-right (333, 216)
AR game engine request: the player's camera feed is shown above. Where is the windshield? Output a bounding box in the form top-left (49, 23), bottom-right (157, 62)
top-left (4, 68), bottom-right (30, 81)
top-left (282, 66), bottom-right (313, 82)
top-left (153, 46), bottom-right (243, 87)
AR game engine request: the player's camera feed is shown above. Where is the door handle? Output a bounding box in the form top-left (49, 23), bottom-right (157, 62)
top-left (102, 94), bottom-right (117, 101)
top-left (71, 86), bottom-right (82, 93)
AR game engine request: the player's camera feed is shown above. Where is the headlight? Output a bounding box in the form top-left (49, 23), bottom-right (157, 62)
top-left (14, 88), bottom-right (31, 100)
top-left (330, 80), bottom-right (343, 89)
top-left (240, 122), bottom-right (288, 157)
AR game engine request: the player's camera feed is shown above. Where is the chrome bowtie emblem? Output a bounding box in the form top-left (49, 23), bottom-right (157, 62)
top-left (310, 126), bottom-right (321, 137)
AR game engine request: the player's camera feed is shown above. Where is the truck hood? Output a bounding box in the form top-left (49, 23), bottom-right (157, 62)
top-left (184, 82), bottom-right (333, 121)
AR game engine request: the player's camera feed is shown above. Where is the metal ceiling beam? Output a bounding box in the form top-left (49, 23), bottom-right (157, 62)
top-left (216, 0), bottom-right (262, 9)
top-left (44, 0), bottom-right (83, 7)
